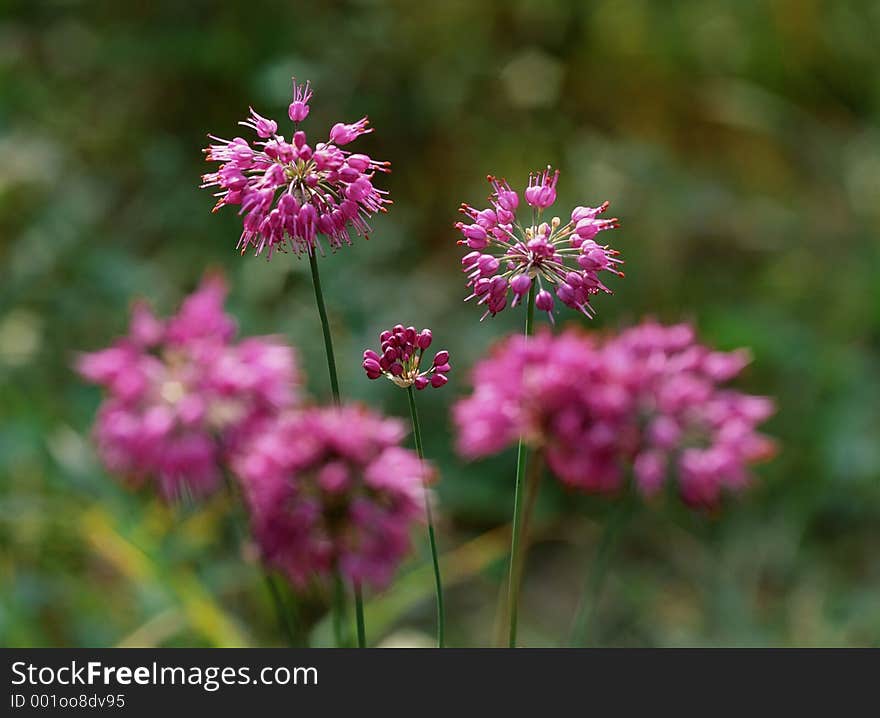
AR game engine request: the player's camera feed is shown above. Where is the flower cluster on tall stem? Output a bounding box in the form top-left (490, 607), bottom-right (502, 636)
top-left (202, 79), bottom-right (390, 258)
top-left (204, 79), bottom-right (388, 645)
top-left (456, 168), bottom-right (622, 322)
top-left (362, 324), bottom-right (449, 646)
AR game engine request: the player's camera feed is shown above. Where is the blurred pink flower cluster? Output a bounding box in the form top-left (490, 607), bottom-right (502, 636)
top-left (454, 320), bottom-right (776, 507)
top-left (456, 168), bottom-right (622, 321)
top-left (233, 405), bottom-right (430, 589)
top-left (77, 275), bottom-right (300, 500)
top-left (202, 79), bottom-right (390, 258)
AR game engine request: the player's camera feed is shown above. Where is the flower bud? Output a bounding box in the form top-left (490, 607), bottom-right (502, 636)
top-left (535, 289), bottom-right (554, 312)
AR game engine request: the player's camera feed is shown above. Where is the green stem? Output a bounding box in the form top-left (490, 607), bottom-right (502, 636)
top-left (568, 497), bottom-right (635, 647)
top-left (332, 572), bottom-right (347, 648)
top-left (262, 573), bottom-right (300, 647)
top-left (308, 251), bottom-right (341, 403)
top-left (307, 252), bottom-right (362, 647)
top-left (493, 450), bottom-right (542, 647)
top-left (507, 280), bottom-right (537, 648)
top-left (407, 386), bottom-right (446, 648)
top-left (223, 474), bottom-right (298, 646)
top-left (354, 582), bottom-right (366, 648)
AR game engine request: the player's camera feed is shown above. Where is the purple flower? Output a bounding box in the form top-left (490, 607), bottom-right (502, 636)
top-left (77, 275), bottom-right (300, 500)
top-left (232, 405), bottom-right (432, 589)
top-left (453, 321), bottom-right (775, 509)
top-left (456, 168), bottom-right (622, 321)
top-left (362, 325), bottom-right (450, 390)
top-left (202, 79), bottom-right (390, 258)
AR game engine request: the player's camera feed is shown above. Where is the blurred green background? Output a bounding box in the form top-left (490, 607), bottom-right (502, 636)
top-left (2, 0), bottom-right (879, 647)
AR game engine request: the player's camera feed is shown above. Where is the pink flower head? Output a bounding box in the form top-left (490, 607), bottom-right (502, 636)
top-left (233, 405), bottom-right (432, 589)
top-left (453, 322), bottom-right (776, 509)
top-left (362, 325), bottom-right (450, 390)
top-left (202, 79), bottom-right (390, 258)
top-left (76, 275), bottom-right (301, 501)
top-left (456, 168), bottom-right (622, 321)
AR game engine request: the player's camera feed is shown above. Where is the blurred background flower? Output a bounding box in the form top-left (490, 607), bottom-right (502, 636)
top-left (76, 274), bottom-right (300, 501)
top-left (2, 1), bottom-right (879, 647)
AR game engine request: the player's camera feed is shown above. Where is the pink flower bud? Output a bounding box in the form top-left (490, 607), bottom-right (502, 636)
top-left (346, 154), bottom-right (371, 172)
top-left (289, 101), bottom-right (309, 122)
top-left (338, 166), bottom-right (361, 183)
top-left (510, 274), bottom-right (532, 296)
top-left (535, 289), bottom-right (554, 312)
top-left (288, 79), bottom-right (312, 123)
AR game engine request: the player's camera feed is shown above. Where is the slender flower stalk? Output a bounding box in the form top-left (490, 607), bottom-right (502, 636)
top-left (493, 449), bottom-right (542, 647)
top-left (354, 583), bottom-right (366, 647)
top-left (362, 325), bottom-right (448, 646)
top-left (224, 472), bottom-right (299, 646)
top-left (306, 260), bottom-right (367, 647)
top-left (308, 252), bottom-right (341, 403)
top-left (262, 572), bottom-right (300, 647)
top-left (407, 386), bottom-right (446, 647)
top-left (568, 496), bottom-right (636, 647)
top-left (306, 250), bottom-right (353, 644)
top-left (332, 573), bottom-right (347, 647)
top-left (507, 280), bottom-right (536, 647)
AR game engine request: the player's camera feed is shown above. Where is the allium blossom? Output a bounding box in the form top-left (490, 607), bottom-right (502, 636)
top-left (77, 275), bottom-right (300, 500)
top-left (456, 168), bottom-right (622, 321)
top-left (453, 321), bottom-right (775, 508)
top-left (362, 324), bottom-right (450, 390)
top-left (233, 405), bottom-right (431, 589)
top-left (202, 79), bottom-right (390, 258)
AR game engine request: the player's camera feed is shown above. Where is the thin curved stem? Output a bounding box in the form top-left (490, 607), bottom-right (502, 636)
top-left (307, 251), bottom-right (357, 646)
top-left (353, 582), bottom-right (366, 647)
top-left (493, 449), bottom-right (542, 647)
top-left (332, 572), bottom-right (347, 648)
top-left (407, 385), bottom-right (446, 648)
top-left (506, 280), bottom-right (537, 648)
top-left (568, 497), bottom-right (635, 647)
top-left (223, 474), bottom-right (298, 646)
top-left (262, 573), bottom-right (300, 647)
top-left (308, 251), bottom-right (341, 404)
